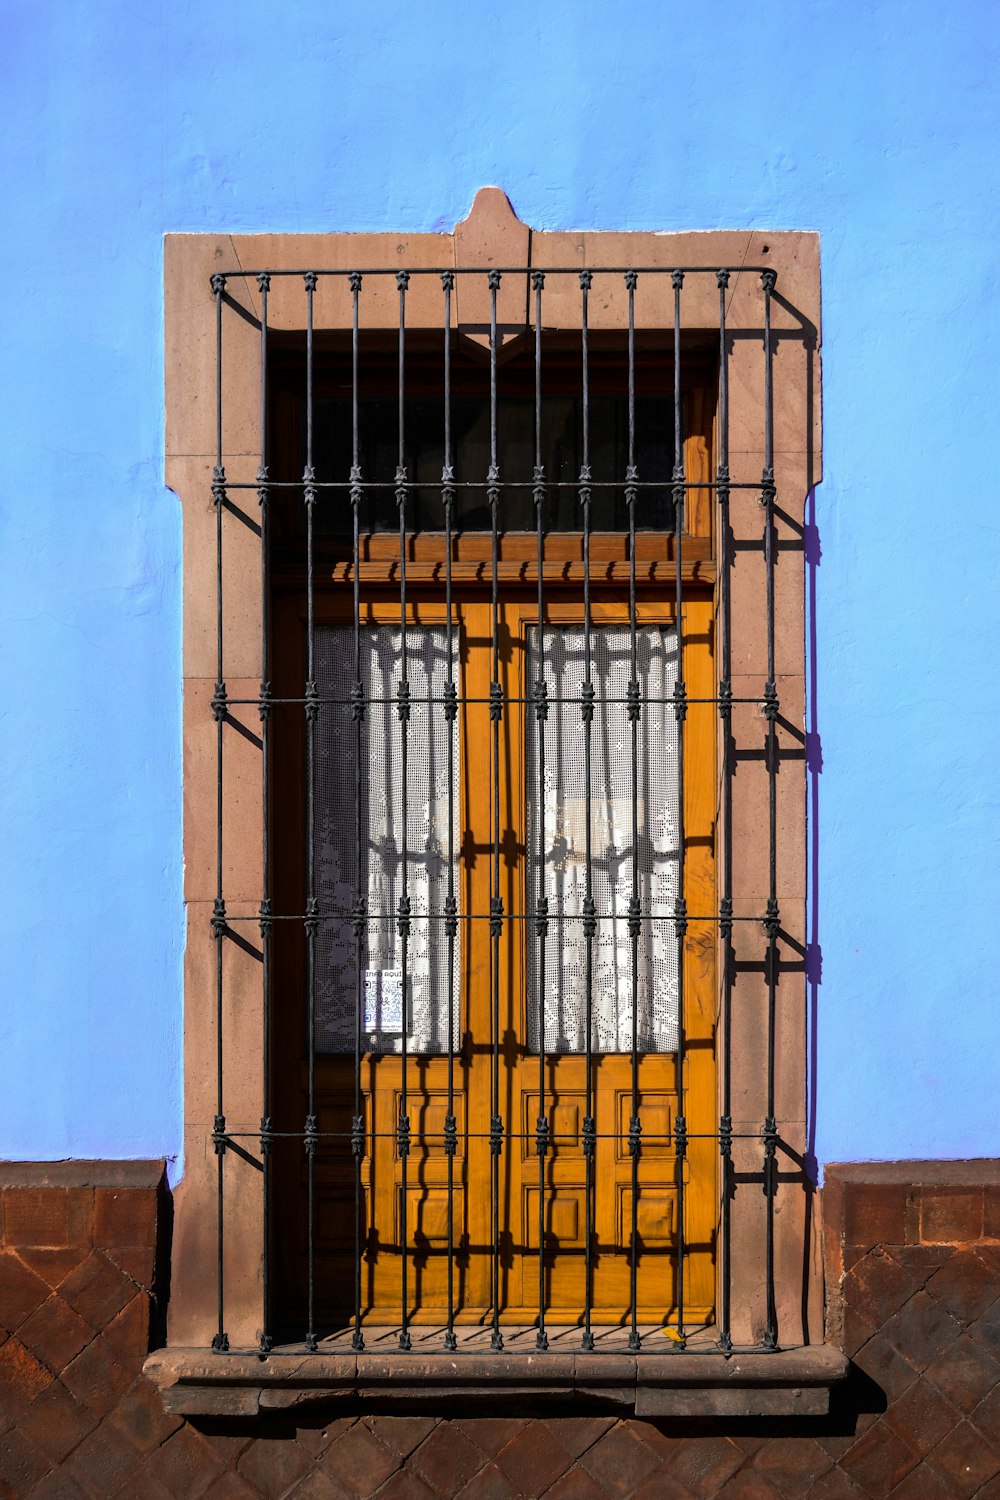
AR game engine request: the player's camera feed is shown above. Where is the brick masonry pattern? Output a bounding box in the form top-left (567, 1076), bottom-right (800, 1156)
top-left (1, 1169), bottom-right (1000, 1499)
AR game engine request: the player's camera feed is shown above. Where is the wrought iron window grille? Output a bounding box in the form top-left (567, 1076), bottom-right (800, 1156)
top-left (154, 204), bottom-right (831, 1412)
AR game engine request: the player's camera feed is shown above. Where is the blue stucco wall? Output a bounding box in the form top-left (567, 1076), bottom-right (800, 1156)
top-left (1, 0), bottom-right (997, 1178)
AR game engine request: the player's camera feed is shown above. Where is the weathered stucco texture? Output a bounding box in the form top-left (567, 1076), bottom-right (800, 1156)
top-left (3, 1163), bottom-right (1000, 1498)
top-left (1, 1), bottom-right (998, 1178)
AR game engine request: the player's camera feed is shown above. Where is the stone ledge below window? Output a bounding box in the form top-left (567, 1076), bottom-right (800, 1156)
top-left (144, 1342), bottom-right (848, 1418)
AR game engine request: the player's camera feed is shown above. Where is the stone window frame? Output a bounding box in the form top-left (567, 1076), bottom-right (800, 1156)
top-left (153, 190), bottom-right (838, 1413)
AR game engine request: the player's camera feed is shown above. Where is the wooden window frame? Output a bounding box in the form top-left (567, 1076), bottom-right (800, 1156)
top-left (156, 191), bottom-right (829, 1408)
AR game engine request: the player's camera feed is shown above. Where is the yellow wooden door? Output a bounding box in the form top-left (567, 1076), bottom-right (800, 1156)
top-left (468, 597), bottom-right (716, 1331)
top-left (313, 591), bottom-right (715, 1333)
top-left (311, 597), bottom-right (484, 1325)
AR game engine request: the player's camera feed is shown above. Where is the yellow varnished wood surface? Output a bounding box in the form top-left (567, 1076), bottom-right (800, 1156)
top-left (276, 586), bottom-right (716, 1333)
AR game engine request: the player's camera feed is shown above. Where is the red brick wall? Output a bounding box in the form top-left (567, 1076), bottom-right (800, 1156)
top-left (2, 1161), bottom-right (999, 1499)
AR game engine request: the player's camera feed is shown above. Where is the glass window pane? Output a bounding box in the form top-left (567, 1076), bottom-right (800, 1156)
top-left (314, 625), bottom-right (459, 1054)
top-left (307, 392), bottom-right (675, 533)
top-left (526, 624), bottom-right (680, 1054)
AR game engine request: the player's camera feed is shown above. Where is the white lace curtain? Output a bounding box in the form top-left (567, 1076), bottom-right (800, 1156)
top-left (314, 622), bottom-right (679, 1055)
top-left (526, 625), bottom-right (680, 1054)
top-left (314, 625), bottom-right (459, 1054)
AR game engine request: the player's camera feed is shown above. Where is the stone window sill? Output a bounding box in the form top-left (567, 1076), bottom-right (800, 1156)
top-left (145, 1336), bottom-right (847, 1418)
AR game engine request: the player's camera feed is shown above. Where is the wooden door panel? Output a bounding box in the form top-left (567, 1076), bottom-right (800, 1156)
top-left (613, 1090), bottom-right (675, 1160)
top-left (519, 1093), bottom-right (587, 1163)
top-left (282, 591), bottom-right (716, 1332)
top-left (502, 597), bottom-right (716, 1331)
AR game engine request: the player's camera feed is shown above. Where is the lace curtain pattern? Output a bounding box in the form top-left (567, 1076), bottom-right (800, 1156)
top-left (315, 622), bottom-right (679, 1055)
top-left (526, 625), bottom-right (680, 1054)
top-left (314, 625), bottom-right (458, 1054)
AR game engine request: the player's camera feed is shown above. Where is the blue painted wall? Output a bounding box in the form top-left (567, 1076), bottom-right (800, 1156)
top-left (2, 0), bottom-right (997, 1177)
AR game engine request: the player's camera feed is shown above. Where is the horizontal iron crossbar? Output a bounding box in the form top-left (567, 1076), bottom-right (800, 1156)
top-left (217, 264), bottom-right (772, 278)
top-left (218, 911), bottom-right (784, 925)
top-left (223, 478), bottom-right (765, 490)
top-left (220, 1130), bottom-right (792, 1144)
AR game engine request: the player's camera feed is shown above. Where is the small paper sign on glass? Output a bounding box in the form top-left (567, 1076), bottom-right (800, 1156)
top-left (363, 969), bottom-right (405, 1035)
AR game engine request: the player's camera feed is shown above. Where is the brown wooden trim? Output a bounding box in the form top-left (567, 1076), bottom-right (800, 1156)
top-left (323, 560), bottom-right (714, 587)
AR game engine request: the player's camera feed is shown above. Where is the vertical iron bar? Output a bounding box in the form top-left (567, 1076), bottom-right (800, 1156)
top-left (257, 271), bottom-right (273, 1356)
top-left (349, 271), bottom-right (366, 1354)
top-left (303, 271), bottom-right (319, 1352)
top-left (487, 269), bottom-right (505, 1352)
top-left (532, 271), bottom-right (549, 1352)
top-left (396, 271), bottom-right (412, 1352)
top-left (441, 270), bottom-right (459, 1353)
top-left (579, 270), bottom-right (596, 1353)
top-left (761, 268), bottom-right (780, 1351)
top-left (716, 269), bottom-right (734, 1353)
top-left (671, 270), bottom-right (688, 1348)
top-left (209, 271), bottom-right (229, 1354)
top-left (625, 271), bottom-right (642, 1353)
